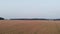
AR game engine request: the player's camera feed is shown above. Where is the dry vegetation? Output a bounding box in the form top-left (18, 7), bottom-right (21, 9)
top-left (0, 20), bottom-right (60, 34)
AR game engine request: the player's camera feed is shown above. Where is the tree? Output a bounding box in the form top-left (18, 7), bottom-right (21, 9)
top-left (0, 17), bottom-right (4, 20)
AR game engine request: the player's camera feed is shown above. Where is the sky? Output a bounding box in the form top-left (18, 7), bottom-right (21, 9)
top-left (0, 0), bottom-right (60, 19)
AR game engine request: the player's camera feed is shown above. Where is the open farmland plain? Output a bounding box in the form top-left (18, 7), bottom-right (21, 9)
top-left (0, 20), bottom-right (60, 34)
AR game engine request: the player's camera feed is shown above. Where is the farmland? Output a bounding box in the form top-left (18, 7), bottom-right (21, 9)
top-left (0, 20), bottom-right (60, 34)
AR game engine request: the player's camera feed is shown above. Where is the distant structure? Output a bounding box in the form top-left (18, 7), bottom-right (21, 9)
top-left (0, 17), bottom-right (4, 20)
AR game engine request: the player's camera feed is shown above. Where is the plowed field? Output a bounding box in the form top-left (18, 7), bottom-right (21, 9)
top-left (0, 20), bottom-right (60, 34)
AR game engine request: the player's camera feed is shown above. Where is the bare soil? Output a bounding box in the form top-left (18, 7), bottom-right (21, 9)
top-left (0, 20), bottom-right (60, 34)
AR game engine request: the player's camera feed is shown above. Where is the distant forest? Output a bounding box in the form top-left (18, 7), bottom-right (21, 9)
top-left (10, 18), bottom-right (47, 20)
top-left (0, 17), bottom-right (60, 21)
top-left (0, 17), bottom-right (4, 20)
top-left (10, 18), bottom-right (60, 21)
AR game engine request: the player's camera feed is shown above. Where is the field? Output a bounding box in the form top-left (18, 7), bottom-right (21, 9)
top-left (0, 20), bottom-right (60, 34)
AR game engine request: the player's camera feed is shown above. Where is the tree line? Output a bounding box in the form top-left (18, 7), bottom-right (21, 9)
top-left (0, 17), bottom-right (60, 21)
top-left (0, 17), bottom-right (4, 20)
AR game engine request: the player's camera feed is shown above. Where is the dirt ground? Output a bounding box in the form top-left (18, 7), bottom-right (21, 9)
top-left (0, 20), bottom-right (60, 34)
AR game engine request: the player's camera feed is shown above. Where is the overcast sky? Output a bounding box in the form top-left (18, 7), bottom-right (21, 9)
top-left (0, 0), bottom-right (60, 19)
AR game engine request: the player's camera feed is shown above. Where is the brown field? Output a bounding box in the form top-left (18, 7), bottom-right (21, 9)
top-left (0, 20), bottom-right (60, 34)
